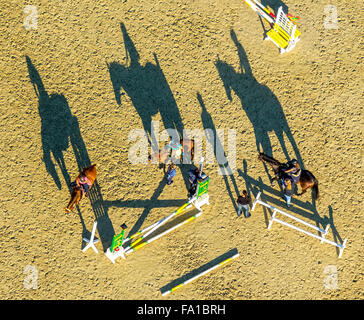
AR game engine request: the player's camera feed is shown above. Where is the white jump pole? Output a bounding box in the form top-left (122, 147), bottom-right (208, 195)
top-left (121, 203), bottom-right (192, 246)
top-left (105, 205), bottom-right (203, 263)
top-left (161, 252), bottom-right (240, 296)
top-left (244, 0), bottom-right (275, 24)
top-left (122, 202), bottom-right (193, 252)
top-left (252, 192), bottom-right (348, 258)
top-left (125, 210), bottom-right (203, 255)
top-left (82, 221), bottom-right (99, 254)
top-left (253, 192), bottom-right (328, 235)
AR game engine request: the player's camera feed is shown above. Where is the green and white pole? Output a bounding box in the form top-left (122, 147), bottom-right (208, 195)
top-left (123, 202), bottom-right (193, 252)
top-left (125, 210), bottom-right (202, 255)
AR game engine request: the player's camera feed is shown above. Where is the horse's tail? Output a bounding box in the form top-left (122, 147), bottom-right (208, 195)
top-left (258, 152), bottom-right (282, 167)
top-left (312, 175), bottom-right (319, 200)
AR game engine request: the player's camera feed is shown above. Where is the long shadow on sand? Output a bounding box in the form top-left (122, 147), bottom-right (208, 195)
top-left (215, 30), bottom-right (304, 177)
top-left (26, 56), bottom-right (115, 250)
top-left (107, 23), bottom-right (195, 237)
top-left (198, 92), bottom-right (241, 213)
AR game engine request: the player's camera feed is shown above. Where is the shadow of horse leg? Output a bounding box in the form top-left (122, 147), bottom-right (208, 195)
top-left (271, 176), bottom-right (279, 186)
top-left (296, 189), bottom-right (307, 196)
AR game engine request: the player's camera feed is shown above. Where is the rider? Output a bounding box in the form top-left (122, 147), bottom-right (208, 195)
top-left (281, 159), bottom-right (301, 184)
top-left (75, 174), bottom-right (92, 197)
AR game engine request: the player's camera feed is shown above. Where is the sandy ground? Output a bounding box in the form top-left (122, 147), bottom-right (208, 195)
top-left (0, 0), bottom-right (363, 300)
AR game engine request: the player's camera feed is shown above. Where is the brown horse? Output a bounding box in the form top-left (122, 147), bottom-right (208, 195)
top-left (148, 139), bottom-right (195, 165)
top-left (258, 153), bottom-right (319, 200)
top-left (64, 164), bottom-right (97, 213)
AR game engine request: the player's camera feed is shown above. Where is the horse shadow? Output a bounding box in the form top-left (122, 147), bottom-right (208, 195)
top-left (108, 22), bottom-right (193, 188)
top-left (26, 56), bottom-right (73, 191)
top-left (26, 56), bottom-right (115, 251)
top-left (215, 30), bottom-right (304, 174)
top-left (107, 22), bottom-right (185, 152)
top-left (106, 22), bottom-right (195, 236)
top-left (198, 92), bottom-right (240, 214)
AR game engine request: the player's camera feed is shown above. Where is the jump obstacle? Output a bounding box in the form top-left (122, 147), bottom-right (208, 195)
top-left (161, 251), bottom-right (240, 296)
top-left (105, 158), bottom-right (210, 264)
top-left (244, 0), bottom-right (301, 54)
top-left (252, 192), bottom-right (348, 258)
top-left (82, 221), bottom-right (99, 254)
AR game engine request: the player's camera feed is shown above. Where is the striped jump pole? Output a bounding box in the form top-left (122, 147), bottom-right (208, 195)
top-left (125, 210), bottom-right (202, 255)
top-left (122, 202), bottom-right (193, 246)
top-left (122, 202), bottom-right (193, 252)
top-left (252, 192), bottom-right (348, 258)
top-left (244, 0), bottom-right (275, 24)
top-left (104, 203), bottom-right (204, 263)
top-left (161, 252), bottom-right (240, 296)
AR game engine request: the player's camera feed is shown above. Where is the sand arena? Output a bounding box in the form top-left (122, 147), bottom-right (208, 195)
top-left (0, 0), bottom-right (362, 299)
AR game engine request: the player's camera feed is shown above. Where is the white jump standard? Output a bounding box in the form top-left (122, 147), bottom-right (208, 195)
top-left (105, 159), bottom-right (211, 264)
top-left (82, 220), bottom-right (100, 254)
top-left (244, 0), bottom-right (301, 54)
top-left (105, 202), bottom-right (206, 263)
top-left (252, 192), bottom-right (348, 258)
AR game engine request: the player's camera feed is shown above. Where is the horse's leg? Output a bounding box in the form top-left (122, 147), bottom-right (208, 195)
top-left (65, 196), bottom-right (77, 213)
top-left (270, 170), bottom-right (281, 186)
top-left (190, 141), bottom-right (194, 162)
top-left (182, 144), bottom-right (192, 164)
top-left (76, 193), bottom-right (82, 205)
top-left (296, 185), bottom-right (307, 196)
top-left (64, 189), bottom-right (81, 213)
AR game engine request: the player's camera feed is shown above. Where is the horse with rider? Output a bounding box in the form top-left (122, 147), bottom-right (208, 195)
top-left (258, 153), bottom-right (319, 207)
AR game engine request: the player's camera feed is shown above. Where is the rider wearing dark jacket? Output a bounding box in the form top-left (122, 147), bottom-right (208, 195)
top-left (281, 159), bottom-right (301, 184)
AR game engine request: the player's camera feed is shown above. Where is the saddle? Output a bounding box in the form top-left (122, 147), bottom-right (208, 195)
top-left (70, 180), bottom-right (89, 195)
